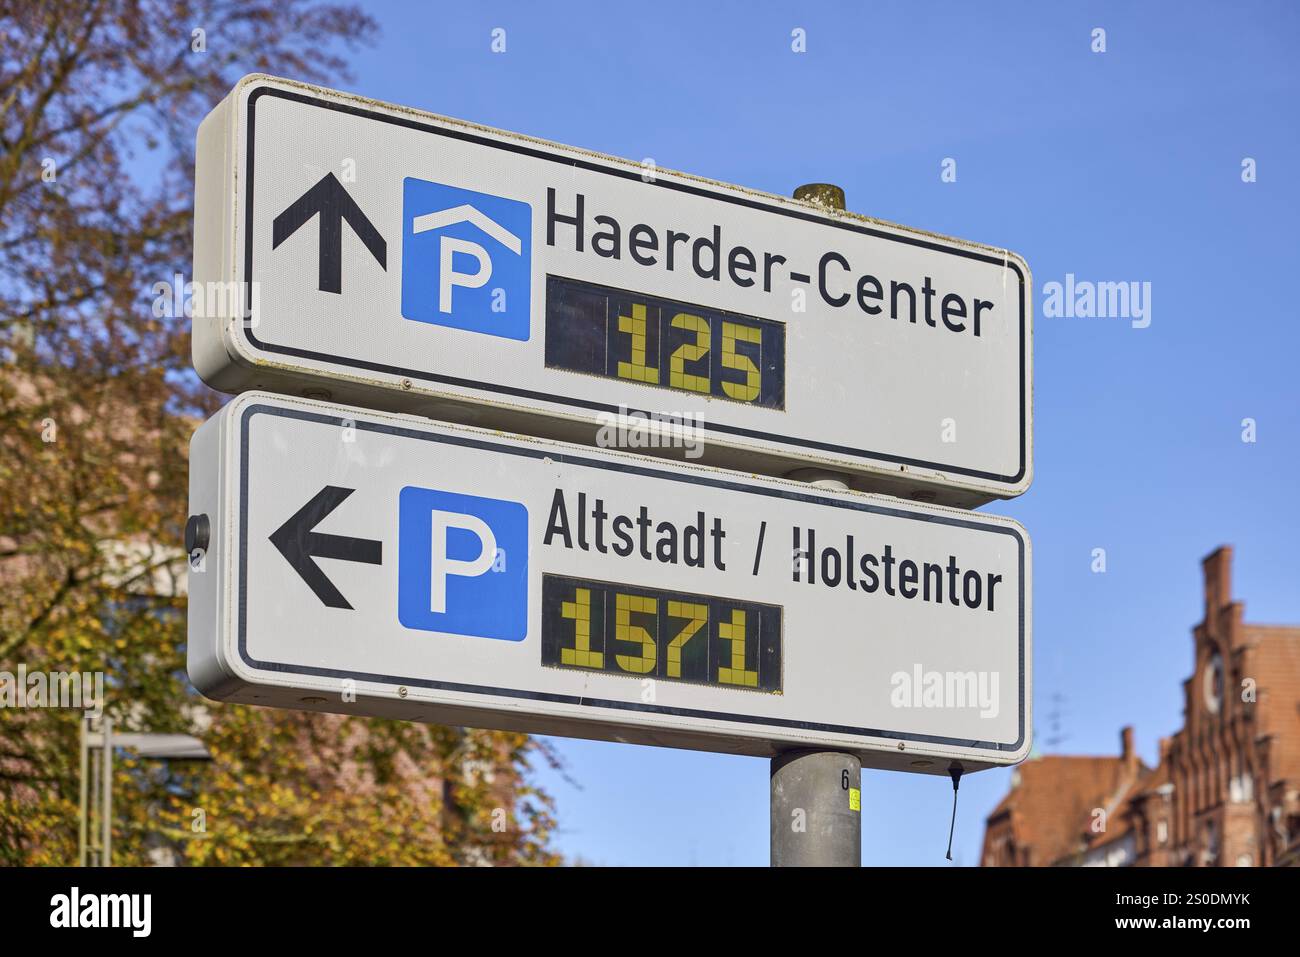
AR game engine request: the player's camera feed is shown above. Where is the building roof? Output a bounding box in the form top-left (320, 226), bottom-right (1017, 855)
top-left (985, 752), bottom-right (1144, 866)
top-left (983, 547), bottom-right (1300, 867)
top-left (1085, 766), bottom-right (1162, 853)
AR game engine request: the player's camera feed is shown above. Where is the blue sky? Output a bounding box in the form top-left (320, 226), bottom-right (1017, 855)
top-left (282, 0), bottom-right (1300, 864)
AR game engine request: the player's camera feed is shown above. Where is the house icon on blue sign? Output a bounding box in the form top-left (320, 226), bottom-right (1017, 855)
top-left (400, 178), bottom-right (531, 341)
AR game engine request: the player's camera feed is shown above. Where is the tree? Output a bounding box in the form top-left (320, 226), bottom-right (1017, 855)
top-left (0, 0), bottom-right (559, 866)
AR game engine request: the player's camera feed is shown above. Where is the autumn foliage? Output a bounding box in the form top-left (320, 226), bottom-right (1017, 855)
top-left (0, 0), bottom-right (559, 866)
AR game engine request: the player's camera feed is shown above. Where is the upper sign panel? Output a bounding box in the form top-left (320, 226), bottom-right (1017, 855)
top-left (193, 75), bottom-right (1032, 506)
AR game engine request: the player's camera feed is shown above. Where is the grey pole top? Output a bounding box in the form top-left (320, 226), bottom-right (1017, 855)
top-left (793, 182), bottom-right (846, 211)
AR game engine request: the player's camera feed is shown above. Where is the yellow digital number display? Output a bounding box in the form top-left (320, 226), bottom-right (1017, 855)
top-left (545, 276), bottom-right (786, 409)
top-left (542, 574), bottom-right (782, 692)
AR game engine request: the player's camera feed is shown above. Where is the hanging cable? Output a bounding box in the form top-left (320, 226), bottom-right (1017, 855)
top-left (945, 765), bottom-right (964, 861)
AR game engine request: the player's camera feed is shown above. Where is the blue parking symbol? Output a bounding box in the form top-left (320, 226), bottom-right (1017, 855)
top-left (397, 486), bottom-right (528, 641)
top-left (400, 178), bottom-right (532, 341)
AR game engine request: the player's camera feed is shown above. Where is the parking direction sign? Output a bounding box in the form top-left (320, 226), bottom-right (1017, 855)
top-left (186, 392), bottom-right (1031, 772)
top-left (192, 75), bottom-right (1032, 508)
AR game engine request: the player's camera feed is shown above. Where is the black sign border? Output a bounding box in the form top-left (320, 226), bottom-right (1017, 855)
top-left (237, 402), bottom-right (1027, 754)
top-left (240, 85), bottom-right (1029, 487)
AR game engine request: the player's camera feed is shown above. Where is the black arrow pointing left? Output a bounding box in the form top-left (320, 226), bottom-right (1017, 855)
top-left (271, 172), bottom-right (387, 294)
top-left (269, 486), bottom-right (383, 610)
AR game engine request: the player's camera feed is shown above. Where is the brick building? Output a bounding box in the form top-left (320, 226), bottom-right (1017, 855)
top-left (982, 547), bottom-right (1300, 867)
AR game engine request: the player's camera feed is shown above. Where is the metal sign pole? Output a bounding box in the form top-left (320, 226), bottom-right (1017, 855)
top-left (77, 714), bottom-right (89, 866)
top-left (90, 735), bottom-right (100, 865)
top-left (769, 470), bottom-right (863, 866)
top-left (771, 750), bottom-right (862, 866)
top-left (101, 715), bottom-right (113, 867)
top-left (769, 184), bottom-right (864, 868)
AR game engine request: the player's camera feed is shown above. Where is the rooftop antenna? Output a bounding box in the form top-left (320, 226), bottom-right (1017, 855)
top-left (1043, 691), bottom-right (1071, 751)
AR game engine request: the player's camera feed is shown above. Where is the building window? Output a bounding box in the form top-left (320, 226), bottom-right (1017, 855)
top-left (1236, 854), bottom-right (1253, 867)
top-left (1203, 651), bottom-right (1224, 715)
top-left (1157, 820), bottom-right (1168, 845)
top-left (1228, 773), bottom-right (1253, 804)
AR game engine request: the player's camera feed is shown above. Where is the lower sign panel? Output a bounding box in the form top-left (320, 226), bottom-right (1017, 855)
top-left (187, 392), bottom-right (1031, 773)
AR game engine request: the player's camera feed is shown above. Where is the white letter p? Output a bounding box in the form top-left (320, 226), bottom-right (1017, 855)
top-left (439, 237), bottom-right (492, 314)
top-left (429, 511), bottom-right (498, 613)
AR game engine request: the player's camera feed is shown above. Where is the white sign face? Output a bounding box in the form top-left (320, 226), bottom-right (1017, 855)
top-left (193, 75), bottom-right (1032, 508)
top-left (187, 392), bottom-right (1031, 772)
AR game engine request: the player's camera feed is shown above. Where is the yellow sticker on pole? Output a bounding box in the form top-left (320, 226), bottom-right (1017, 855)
top-left (849, 788), bottom-right (861, 812)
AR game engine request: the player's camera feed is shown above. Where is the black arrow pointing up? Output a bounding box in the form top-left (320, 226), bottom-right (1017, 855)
top-left (269, 486), bottom-right (383, 610)
top-left (271, 173), bottom-right (387, 294)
